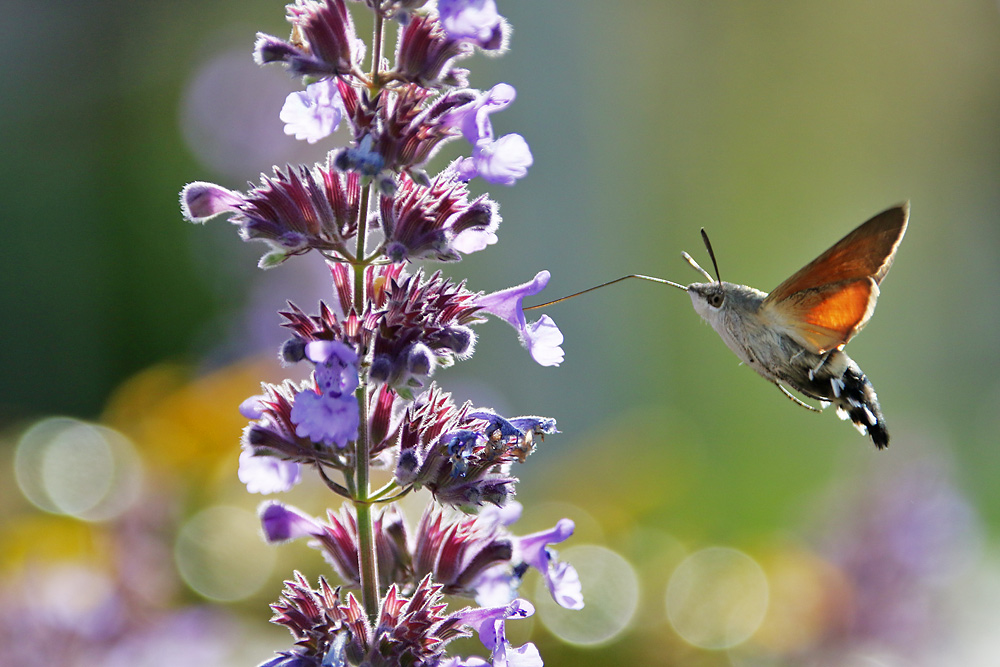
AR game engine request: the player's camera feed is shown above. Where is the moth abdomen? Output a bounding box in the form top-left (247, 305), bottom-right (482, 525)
top-left (835, 366), bottom-right (888, 449)
top-left (786, 354), bottom-right (888, 449)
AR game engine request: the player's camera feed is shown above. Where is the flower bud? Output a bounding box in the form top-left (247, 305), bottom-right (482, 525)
top-left (433, 326), bottom-right (475, 356)
top-left (406, 342), bottom-right (435, 377)
top-left (369, 354), bottom-right (393, 383)
top-left (280, 336), bottom-right (307, 364)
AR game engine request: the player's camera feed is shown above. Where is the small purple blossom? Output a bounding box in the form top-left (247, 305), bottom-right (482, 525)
top-left (306, 340), bottom-right (360, 393)
top-left (260, 501), bottom-right (323, 543)
top-left (363, 270), bottom-right (483, 399)
top-left (393, 12), bottom-right (473, 87)
top-left (521, 315), bottom-right (563, 367)
top-left (279, 79), bottom-right (344, 144)
top-left (518, 519), bottom-right (583, 610)
top-left (290, 385), bottom-right (359, 448)
top-left (443, 83), bottom-right (517, 146)
top-left (441, 84), bottom-right (532, 185)
top-left (476, 271), bottom-right (564, 366)
top-left (180, 160), bottom-right (362, 263)
top-left (439, 0), bottom-right (505, 50)
top-left (492, 639), bottom-right (543, 667)
top-left (290, 340), bottom-right (361, 447)
top-left (411, 507), bottom-right (513, 596)
top-left (472, 564), bottom-right (516, 608)
top-left (180, 182), bottom-right (243, 221)
top-left (380, 170), bottom-right (501, 263)
top-left (468, 410), bottom-right (558, 450)
top-left (239, 394), bottom-right (266, 420)
top-left (254, 0), bottom-right (361, 77)
top-left (394, 386), bottom-right (556, 509)
top-left (455, 599), bottom-right (541, 667)
top-left (266, 573), bottom-right (469, 667)
top-left (239, 447), bottom-right (303, 494)
top-left (456, 134), bottom-right (533, 186)
top-left (440, 658), bottom-right (490, 667)
top-left (470, 510), bottom-right (583, 610)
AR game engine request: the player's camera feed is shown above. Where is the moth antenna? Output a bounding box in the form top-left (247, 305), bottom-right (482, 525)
top-left (700, 228), bottom-right (722, 284)
top-left (681, 252), bottom-right (714, 283)
top-left (524, 274), bottom-right (686, 311)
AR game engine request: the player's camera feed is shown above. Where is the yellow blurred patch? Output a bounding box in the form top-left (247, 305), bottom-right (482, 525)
top-left (752, 545), bottom-right (853, 654)
top-left (0, 514), bottom-right (105, 573)
top-left (101, 359), bottom-right (278, 480)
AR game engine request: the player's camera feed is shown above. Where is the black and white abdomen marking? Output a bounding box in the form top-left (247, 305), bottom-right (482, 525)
top-left (782, 348), bottom-right (889, 449)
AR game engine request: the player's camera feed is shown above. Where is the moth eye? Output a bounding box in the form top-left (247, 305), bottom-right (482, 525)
top-left (707, 293), bottom-right (724, 308)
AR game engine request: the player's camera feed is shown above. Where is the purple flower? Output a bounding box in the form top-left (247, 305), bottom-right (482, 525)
top-left (306, 340), bottom-right (360, 394)
top-left (518, 519), bottom-right (584, 610)
top-left (393, 12), bottom-right (473, 87)
top-left (478, 500), bottom-right (523, 528)
top-left (440, 658), bottom-right (491, 667)
top-left (380, 170), bottom-right (500, 263)
top-left (476, 271), bottom-right (564, 366)
top-left (260, 501), bottom-right (322, 542)
top-left (254, 0), bottom-right (361, 77)
top-left (179, 160), bottom-right (361, 263)
top-left (492, 639), bottom-right (543, 667)
top-left (411, 507), bottom-right (513, 596)
top-left (290, 341), bottom-right (360, 447)
top-left (363, 270), bottom-right (483, 399)
top-left (239, 394), bottom-right (266, 420)
top-left (456, 599), bottom-right (541, 667)
top-left (440, 84), bottom-right (532, 184)
top-left (279, 79), bottom-right (344, 144)
top-left (290, 386), bottom-right (359, 448)
top-left (266, 574), bottom-right (469, 667)
top-left (443, 83), bottom-right (517, 145)
top-left (394, 387), bottom-right (557, 509)
top-left (471, 510), bottom-right (583, 610)
top-left (180, 182), bottom-right (244, 221)
top-left (521, 314), bottom-right (563, 366)
top-left (472, 564), bottom-right (516, 608)
top-left (238, 447), bottom-right (303, 494)
top-left (455, 134), bottom-right (533, 186)
top-left (439, 0), bottom-right (505, 49)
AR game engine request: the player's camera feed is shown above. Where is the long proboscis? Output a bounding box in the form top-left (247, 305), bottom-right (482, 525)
top-left (524, 274), bottom-right (686, 311)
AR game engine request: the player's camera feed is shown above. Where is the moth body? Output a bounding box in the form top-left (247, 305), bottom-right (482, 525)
top-left (687, 280), bottom-right (889, 448)
top-left (523, 203), bottom-right (908, 449)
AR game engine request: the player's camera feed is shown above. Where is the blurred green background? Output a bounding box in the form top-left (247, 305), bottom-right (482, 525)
top-left (3, 1), bottom-right (1000, 665)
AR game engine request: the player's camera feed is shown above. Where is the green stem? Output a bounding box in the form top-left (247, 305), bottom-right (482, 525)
top-left (369, 479), bottom-right (400, 500)
top-left (352, 191), bottom-right (379, 625)
top-left (351, 8), bottom-right (386, 626)
top-left (371, 10), bottom-right (384, 90)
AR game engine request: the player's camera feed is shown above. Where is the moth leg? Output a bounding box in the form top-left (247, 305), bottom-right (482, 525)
top-left (774, 382), bottom-right (823, 413)
top-left (807, 351), bottom-right (834, 381)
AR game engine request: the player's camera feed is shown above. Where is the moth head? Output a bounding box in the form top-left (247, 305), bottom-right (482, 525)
top-left (688, 282), bottom-right (728, 321)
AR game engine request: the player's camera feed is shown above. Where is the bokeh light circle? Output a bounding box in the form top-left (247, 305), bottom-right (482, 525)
top-left (14, 417), bottom-right (144, 521)
top-left (534, 545), bottom-right (639, 646)
top-left (174, 505), bottom-right (276, 602)
top-left (665, 546), bottom-right (769, 650)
